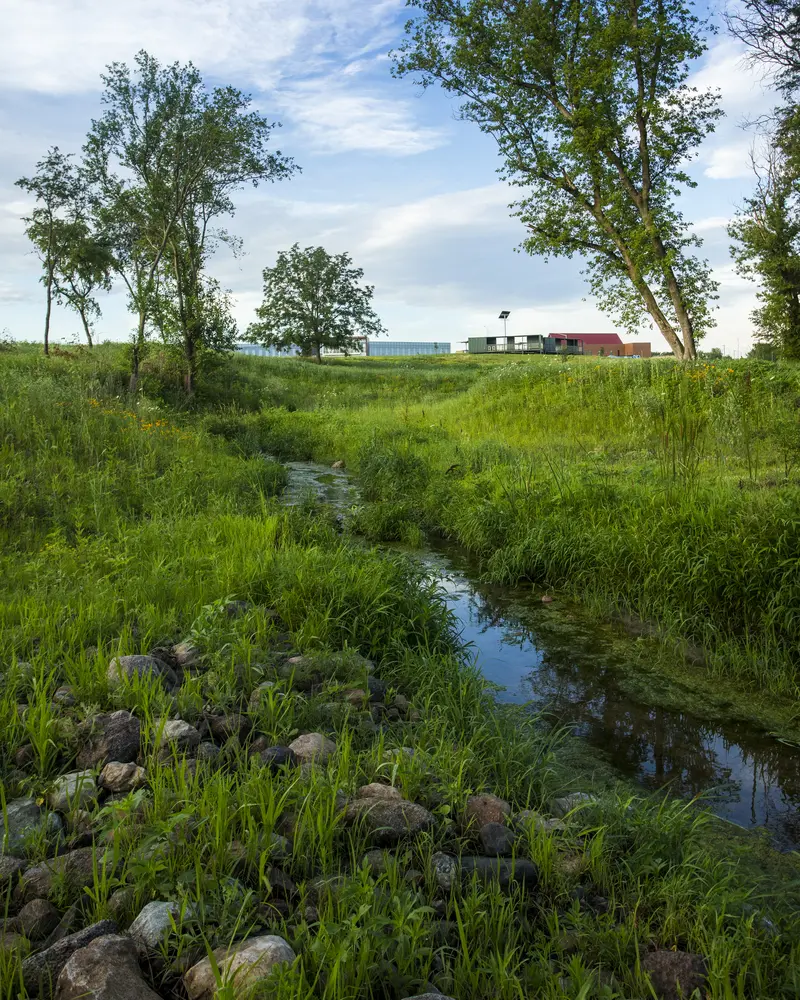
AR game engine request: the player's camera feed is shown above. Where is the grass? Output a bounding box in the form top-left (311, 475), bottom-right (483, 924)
top-left (1, 343), bottom-right (800, 1000)
top-left (199, 352), bottom-right (800, 701)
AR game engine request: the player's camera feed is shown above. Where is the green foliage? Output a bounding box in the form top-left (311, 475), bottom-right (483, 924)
top-left (393, 0), bottom-right (721, 359)
top-left (247, 245), bottom-right (386, 362)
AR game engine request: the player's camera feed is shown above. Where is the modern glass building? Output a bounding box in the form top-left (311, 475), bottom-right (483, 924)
top-left (368, 341), bottom-right (450, 356)
top-left (235, 343), bottom-right (297, 357)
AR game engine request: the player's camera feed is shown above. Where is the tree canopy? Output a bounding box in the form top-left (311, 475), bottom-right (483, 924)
top-left (393, 0), bottom-right (723, 359)
top-left (247, 245), bottom-right (386, 361)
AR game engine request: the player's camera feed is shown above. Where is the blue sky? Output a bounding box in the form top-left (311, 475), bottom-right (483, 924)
top-left (0, 0), bottom-right (778, 353)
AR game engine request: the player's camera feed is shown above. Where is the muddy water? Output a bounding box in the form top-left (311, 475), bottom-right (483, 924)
top-left (277, 459), bottom-right (800, 850)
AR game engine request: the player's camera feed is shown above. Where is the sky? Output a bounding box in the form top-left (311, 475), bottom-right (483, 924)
top-left (0, 0), bottom-right (779, 354)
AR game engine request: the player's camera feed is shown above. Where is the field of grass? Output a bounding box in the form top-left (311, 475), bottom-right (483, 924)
top-left (206, 352), bottom-right (800, 702)
top-left (2, 344), bottom-right (800, 1000)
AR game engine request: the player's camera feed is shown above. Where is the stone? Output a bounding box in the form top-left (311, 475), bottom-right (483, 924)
top-left (331, 460), bottom-right (345, 469)
top-left (259, 746), bottom-right (299, 772)
top-left (479, 822), bottom-right (517, 856)
top-left (106, 886), bottom-right (137, 925)
top-left (551, 792), bottom-right (598, 819)
top-left (18, 847), bottom-right (107, 903)
top-left (366, 676), bottom-right (387, 703)
top-left (356, 783), bottom-right (402, 801)
top-left (48, 772), bottom-right (97, 814)
top-left (0, 930), bottom-right (28, 956)
top-left (55, 933), bottom-right (161, 1000)
top-left (541, 595), bottom-right (554, 604)
top-left (0, 854), bottom-right (27, 889)
top-left (362, 849), bottom-right (392, 875)
top-left (196, 742), bottom-right (222, 764)
top-left (207, 713), bottom-right (249, 742)
top-left (249, 681), bottom-right (277, 707)
top-left (128, 900), bottom-right (191, 954)
top-left (76, 711), bottom-right (141, 769)
top-left (512, 810), bottom-right (567, 834)
top-left (172, 641), bottom-right (202, 668)
top-left (156, 719), bottom-right (201, 759)
top-left (288, 733), bottom-right (335, 766)
top-left (431, 853), bottom-right (537, 892)
top-left (303, 905), bottom-right (319, 923)
top-left (52, 687), bottom-right (76, 708)
top-left (22, 919), bottom-right (118, 996)
top-left (463, 794), bottom-right (511, 830)
top-left (1, 798), bottom-right (62, 856)
top-left (183, 934), bottom-right (296, 999)
top-left (642, 950), bottom-right (707, 1000)
top-left (18, 899), bottom-right (61, 940)
top-left (15, 744), bottom-right (35, 768)
top-left (404, 995), bottom-right (457, 1000)
top-left (393, 694), bottom-right (410, 714)
top-left (345, 797), bottom-right (434, 846)
top-left (98, 762), bottom-right (147, 794)
top-left (107, 654), bottom-right (177, 691)
top-left (224, 600), bottom-right (252, 618)
top-left (343, 688), bottom-right (367, 707)
top-left (265, 867), bottom-right (297, 899)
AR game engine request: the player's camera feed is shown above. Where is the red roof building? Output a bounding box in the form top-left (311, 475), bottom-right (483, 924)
top-left (550, 333), bottom-right (650, 358)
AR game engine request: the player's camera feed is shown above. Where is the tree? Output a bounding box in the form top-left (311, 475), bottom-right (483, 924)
top-left (248, 245), bottom-right (386, 362)
top-left (16, 148), bottom-right (82, 355)
top-left (725, 0), bottom-right (800, 96)
top-left (728, 124), bottom-right (800, 360)
top-left (50, 215), bottom-right (113, 348)
top-left (84, 51), bottom-right (297, 390)
top-left (393, 0), bottom-right (723, 360)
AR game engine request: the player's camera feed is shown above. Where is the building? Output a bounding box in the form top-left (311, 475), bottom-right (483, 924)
top-left (466, 332), bottom-right (651, 358)
top-left (467, 334), bottom-right (584, 355)
top-left (237, 339), bottom-right (451, 359)
top-left (235, 343), bottom-right (297, 357)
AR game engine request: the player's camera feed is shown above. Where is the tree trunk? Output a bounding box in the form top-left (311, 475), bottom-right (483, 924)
top-left (785, 288), bottom-right (800, 359)
top-left (312, 342), bottom-right (322, 363)
top-left (79, 307), bottom-right (93, 348)
top-left (129, 310), bottom-right (146, 392)
top-left (44, 269), bottom-right (53, 356)
top-left (184, 332), bottom-right (195, 393)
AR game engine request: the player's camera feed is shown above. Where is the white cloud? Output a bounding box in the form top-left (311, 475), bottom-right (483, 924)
top-left (691, 215), bottom-right (731, 234)
top-left (278, 84), bottom-right (447, 155)
top-left (704, 139), bottom-right (755, 179)
top-left (687, 39), bottom-right (772, 113)
top-left (362, 184), bottom-right (514, 251)
top-left (0, 0), bottom-right (402, 94)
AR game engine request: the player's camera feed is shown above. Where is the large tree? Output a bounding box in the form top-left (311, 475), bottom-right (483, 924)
top-left (729, 122), bottom-right (800, 360)
top-left (247, 245), bottom-right (386, 362)
top-left (16, 148), bottom-right (83, 355)
top-left (85, 51), bottom-right (297, 389)
top-left (725, 0), bottom-right (800, 96)
top-left (393, 0), bottom-right (723, 359)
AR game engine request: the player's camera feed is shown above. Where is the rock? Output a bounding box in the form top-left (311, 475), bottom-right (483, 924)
top-left (196, 742), bottom-right (222, 764)
top-left (76, 711), bottom-right (141, 770)
top-left (331, 460), bottom-right (345, 469)
top-left (52, 687), bottom-right (76, 708)
top-left (287, 733), bottom-right (335, 766)
top-left (463, 794), bottom-right (511, 830)
top-left (22, 919), bottom-right (118, 996)
top-left (259, 746), bottom-right (299, 772)
top-left (1, 798), bottom-right (62, 856)
top-left (48, 772), bottom-right (97, 814)
top-left (0, 930), bottom-right (28, 956)
top-left (183, 934), bottom-right (296, 999)
top-left (265, 867), bottom-right (297, 899)
top-left (172, 641), bottom-right (202, 668)
top-left (0, 855), bottom-right (27, 889)
top-left (98, 762), bottom-right (147, 794)
top-left (551, 792), bottom-right (598, 818)
top-left (249, 681), bottom-right (277, 707)
top-left (362, 849), bottom-right (392, 875)
top-left (107, 655), bottom-right (177, 691)
top-left (366, 676), bottom-right (387, 703)
top-left (404, 995), bottom-right (457, 1000)
top-left (345, 797), bottom-right (434, 845)
top-left (18, 848), bottom-right (107, 903)
top-left (156, 719), bottom-right (200, 760)
top-left (303, 905), bottom-right (319, 923)
top-left (18, 899), bottom-right (61, 940)
top-left (106, 886), bottom-right (137, 925)
top-left (15, 744), bottom-right (35, 767)
top-left (356, 783), bottom-right (402, 801)
top-left (128, 900), bottom-right (191, 954)
top-left (343, 688), bottom-right (367, 707)
top-left (54, 933), bottom-right (161, 1000)
top-left (512, 810), bottom-right (566, 834)
top-left (479, 822), bottom-right (517, 856)
top-left (207, 713), bottom-right (249, 742)
top-left (224, 600), bottom-right (252, 618)
top-left (541, 595), bottom-right (554, 604)
top-left (431, 853), bottom-right (537, 892)
top-left (642, 950), bottom-right (707, 1000)
top-left (393, 693), bottom-right (410, 714)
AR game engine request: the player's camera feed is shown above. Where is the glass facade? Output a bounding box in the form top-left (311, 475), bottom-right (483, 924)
top-left (369, 341), bottom-right (451, 356)
top-left (235, 344), bottom-right (297, 357)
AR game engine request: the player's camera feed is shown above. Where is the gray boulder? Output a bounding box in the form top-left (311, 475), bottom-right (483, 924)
top-left (184, 934), bottom-right (296, 999)
top-left (76, 711), bottom-right (141, 769)
top-left (107, 655), bottom-right (177, 691)
top-left (128, 900), bottom-right (192, 954)
top-left (345, 796), bottom-right (434, 846)
top-left (55, 933), bottom-right (161, 1000)
top-left (479, 822), bottom-right (517, 856)
top-left (18, 848), bottom-right (108, 904)
top-left (550, 792), bottom-right (598, 819)
top-left (22, 919), bottom-right (117, 996)
top-left (463, 794), bottom-right (511, 830)
top-left (17, 899), bottom-right (61, 940)
top-left (47, 772), bottom-right (97, 814)
top-left (1, 798), bottom-right (62, 856)
top-left (171, 641), bottom-right (202, 668)
top-left (642, 950), bottom-right (707, 1000)
top-left (0, 855), bottom-right (27, 890)
top-left (259, 746), bottom-right (298, 773)
top-left (431, 853), bottom-right (537, 892)
top-left (156, 719), bottom-right (200, 760)
top-left (98, 762), bottom-right (147, 794)
top-left (288, 733), bottom-right (335, 766)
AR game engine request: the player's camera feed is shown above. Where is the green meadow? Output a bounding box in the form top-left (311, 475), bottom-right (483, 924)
top-left (1, 343), bottom-right (799, 1000)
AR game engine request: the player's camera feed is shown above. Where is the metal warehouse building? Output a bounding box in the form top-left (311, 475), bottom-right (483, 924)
top-left (368, 341), bottom-right (450, 356)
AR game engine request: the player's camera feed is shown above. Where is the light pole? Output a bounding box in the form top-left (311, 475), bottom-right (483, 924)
top-left (499, 310), bottom-right (510, 345)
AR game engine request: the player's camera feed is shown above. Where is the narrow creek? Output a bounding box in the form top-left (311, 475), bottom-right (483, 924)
top-left (277, 458), bottom-right (800, 851)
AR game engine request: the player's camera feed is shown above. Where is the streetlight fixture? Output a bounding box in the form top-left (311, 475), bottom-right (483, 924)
top-left (499, 310), bottom-right (510, 340)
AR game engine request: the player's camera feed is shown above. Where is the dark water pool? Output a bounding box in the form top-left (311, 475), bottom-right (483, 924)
top-left (277, 458), bottom-right (800, 850)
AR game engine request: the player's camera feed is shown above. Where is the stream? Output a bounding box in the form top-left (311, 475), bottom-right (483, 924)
top-left (277, 458), bottom-right (800, 851)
